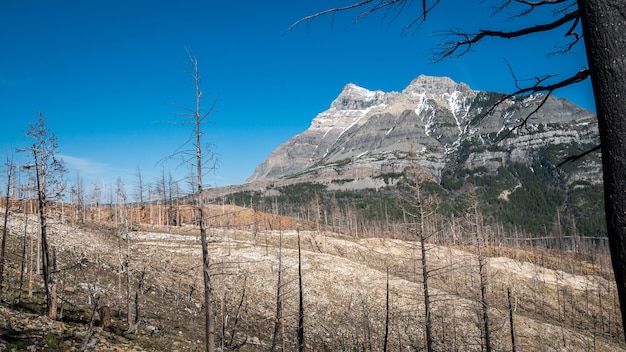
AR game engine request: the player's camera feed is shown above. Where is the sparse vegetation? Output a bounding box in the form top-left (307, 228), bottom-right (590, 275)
top-left (0, 201), bottom-right (623, 351)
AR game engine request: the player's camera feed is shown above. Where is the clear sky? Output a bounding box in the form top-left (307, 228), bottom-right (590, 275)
top-left (0, 0), bottom-right (594, 196)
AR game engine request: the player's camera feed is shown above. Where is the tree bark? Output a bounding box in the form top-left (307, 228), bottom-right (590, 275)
top-left (578, 0), bottom-right (626, 340)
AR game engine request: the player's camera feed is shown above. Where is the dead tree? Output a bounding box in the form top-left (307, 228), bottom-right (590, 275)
top-left (18, 215), bottom-right (27, 302)
top-left (124, 269), bottom-right (147, 335)
top-left (383, 266), bottom-right (390, 352)
top-left (577, 1), bottom-right (626, 339)
top-left (271, 231), bottom-right (285, 352)
top-left (297, 229), bottom-right (306, 352)
top-left (23, 113), bottom-right (66, 320)
top-left (472, 197), bottom-right (491, 352)
top-left (135, 167), bottom-right (145, 225)
top-left (508, 287), bottom-right (517, 352)
top-left (116, 178), bottom-right (134, 330)
top-left (399, 155), bottom-right (435, 352)
top-left (164, 50), bottom-right (219, 352)
top-left (0, 154), bottom-right (14, 294)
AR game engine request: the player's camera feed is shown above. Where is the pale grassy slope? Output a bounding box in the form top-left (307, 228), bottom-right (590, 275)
top-left (3, 210), bottom-right (624, 351)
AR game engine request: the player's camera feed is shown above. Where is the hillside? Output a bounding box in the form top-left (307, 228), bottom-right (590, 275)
top-left (248, 75), bottom-right (599, 186)
top-left (1, 206), bottom-right (624, 351)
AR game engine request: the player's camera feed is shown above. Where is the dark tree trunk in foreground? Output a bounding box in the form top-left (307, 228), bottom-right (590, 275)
top-left (578, 0), bottom-right (626, 340)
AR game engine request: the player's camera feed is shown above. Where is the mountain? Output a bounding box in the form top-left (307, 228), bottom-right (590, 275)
top-left (233, 75), bottom-right (603, 237)
top-left (247, 75), bottom-right (600, 188)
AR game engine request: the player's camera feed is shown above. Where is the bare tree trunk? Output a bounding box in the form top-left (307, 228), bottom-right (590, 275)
top-left (79, 297), bottom-right (99, 352)
top-left (383, 266), bottom-right (390, 352)
top-left (18, 225), bottom-right (27, 302)
top-left (124, 270), bottom-right (146, 335)
top-left (420, 227), bottom-right (433, 352)
top-left (34, 147), bottom-right (57, 320)
top-left (578, 0), bottom-right (626, 340)
top-left (191, 55), bottom-right (216, 352)
top-left (508, 287), bottom-right (516, 352)
top-left (475, 207), bottom-right (491, 352)
top-left (199, 199), bottom-right (215, 351)
top-left (28, 219), bottom-right (33, 298)
top-left (135, 167), bottom-right (144, 226)
top-left (297, 229), bottom-right (305, 352)
top-left (404, 162), bottom-right (433, 352)
top-left (117, 181), bottom-right (133, 329)
top-left (0, 158), bottom-right (12, 294)
top-left (271, 231), bottom-right (284, 352)
top-left (226, 273), bottom-right (247, 349)
top-left (125, 232), bottom-right (132, 327)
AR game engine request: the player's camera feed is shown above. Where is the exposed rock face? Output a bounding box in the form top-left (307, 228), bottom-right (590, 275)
top-left (247, 75), bottom-right (599, 186)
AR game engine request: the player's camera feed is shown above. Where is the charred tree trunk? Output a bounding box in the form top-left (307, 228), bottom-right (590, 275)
top-left (297, 229), bottom-right (305, 352)
top-left (0, 160), bottom-right (12, 294)
top-left (383, 266), bottom-right (390, 352)
top-left (419, 216), bottom-right (433, 352)
top-left (475, 208), bottom-right (491, 352)
top-left (124, 270), bottom-right (146, 335)
top-left (271, 232), bottom-right (284, 352)
top-left (190, 54), bottom-right (217, 352)
top-left (578, 0), bottom-right (626, 340)
top-left (508, 287), bottom-right (516, 352)
top-left (34, 146), bottom-right (57, 320)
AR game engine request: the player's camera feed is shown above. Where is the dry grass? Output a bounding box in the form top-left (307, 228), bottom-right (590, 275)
top-left (1, 207), bottom-right (625, 351)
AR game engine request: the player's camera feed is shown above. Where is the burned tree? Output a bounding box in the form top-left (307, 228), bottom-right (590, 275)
top-left (0, 154), bottom-right (15, 294)
top-left (22, 113), bottom-right (66, 319)
top-left (165, 51), bottom-right (219, 351)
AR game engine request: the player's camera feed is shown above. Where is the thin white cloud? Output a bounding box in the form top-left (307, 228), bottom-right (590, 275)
top-left (57, 154), bottom-right (109, 180)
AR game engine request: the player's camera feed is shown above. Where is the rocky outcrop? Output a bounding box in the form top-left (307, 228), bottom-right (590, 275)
top-left (247, 75), bottom-right (600, 187)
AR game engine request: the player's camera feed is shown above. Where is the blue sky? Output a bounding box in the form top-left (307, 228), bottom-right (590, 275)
top-left (0, 0), bottom-right (593, 195)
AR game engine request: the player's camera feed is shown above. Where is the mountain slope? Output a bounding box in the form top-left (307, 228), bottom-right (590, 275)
top-left (247, 75), bottom-right (599, 186)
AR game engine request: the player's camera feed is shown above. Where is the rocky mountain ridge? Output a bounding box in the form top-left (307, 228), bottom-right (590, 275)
top-left (247, 75), bottom-right (599, 188)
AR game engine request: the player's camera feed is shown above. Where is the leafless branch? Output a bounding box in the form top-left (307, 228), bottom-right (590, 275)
top-left (435, 9), bottom-right (579, 61)
top-left (556, 144), bottom-right (601, 167)
top-left (495, 92), bottom-right (552, 142)
top-left (493, 0), bottom-right (573, 18)
top-left (483, 67), bottom-right (588, 117)
top-left (403, 0), bottom-right (442, 33)
top-left (287, 0), bottom-right (374, 32)
top-left (287, 0), bottom-right (439, 34)
top-left (480, 67), bottom-right (589, 141)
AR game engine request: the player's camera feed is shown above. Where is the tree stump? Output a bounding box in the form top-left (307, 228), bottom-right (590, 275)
top-left (99, 305), bottom-right (111, 330)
